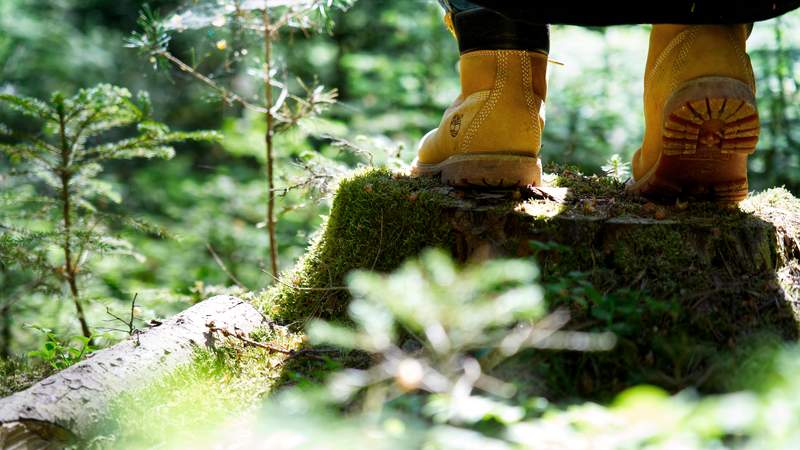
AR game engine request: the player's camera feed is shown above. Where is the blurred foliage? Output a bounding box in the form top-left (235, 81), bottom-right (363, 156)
top-left (243, 254), bottom-right (800, 450)
top-left (87, 251), bottom-right (800, 450)
top-left (0, 355), bottom-right (52, 398)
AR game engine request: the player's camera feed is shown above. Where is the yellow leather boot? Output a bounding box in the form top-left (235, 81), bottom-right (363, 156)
top-left (412, 49), bottom-right (548, 188)
top-left (629, 24), bottom-right (760, 203)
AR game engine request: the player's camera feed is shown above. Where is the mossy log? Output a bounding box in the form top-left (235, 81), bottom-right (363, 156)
top-left (0, 296), bottom-right (266, 449)
top-left (262, 168), bottom-right (800, 399)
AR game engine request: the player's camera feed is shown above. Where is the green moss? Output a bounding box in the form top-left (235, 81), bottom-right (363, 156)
top-left (516, 214), bottom-right (799, 400)
top-left (548, 163), bottom-right (626, 200)
top-left (742, 187), bottom-right (800, 214)
top-left (543, 163), bottom-right (799, 227)
top-left (521, 199), bottom-right (567, 219)
top-left (0, 356), bottom-right (53, 397)
top-left (257, 168), bottom-right (798, 331)
top-left (85, 326), bottom-right (303, 449)
top-left (614, 226), bottom-right (688, 274)
top-left (778, 260), bottom-right (800, 315)
top-left (257, 169), bottom-right (458, 325)
top-left (499, 173), bottom-right (800, 400)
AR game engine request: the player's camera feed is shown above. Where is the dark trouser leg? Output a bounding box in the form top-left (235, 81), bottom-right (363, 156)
top-left (460, 0), bottom-right (800, 25)
top-left (438, 0), bottom-right (550, 54)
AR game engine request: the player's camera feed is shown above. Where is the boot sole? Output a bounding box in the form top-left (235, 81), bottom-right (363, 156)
top-left (630, 76), bottom-right (760, 203)
top-left (411, 153), bottom-right (542, 189)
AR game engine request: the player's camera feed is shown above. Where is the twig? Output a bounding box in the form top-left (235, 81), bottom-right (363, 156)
top-left (262, 0), bottom-right (329, 38)
top-left (262, 2), bottom-right (279, 282)
top-left (158, 50), bottom-right (268, 114)
top-left (261, 268), bottom-right (347, 292)
top-left (320, 133), bottom-right (375, 167)
top-left (206, 321), bottom-right (337, 360)
top-left (207, 321), bottom-right (292, 354)
top-left (207, 243), bottom-right (247, 289)
top-left (270, 174), bottom-right (333, 196)
top-left (105, 293), bottom-right (139, 336)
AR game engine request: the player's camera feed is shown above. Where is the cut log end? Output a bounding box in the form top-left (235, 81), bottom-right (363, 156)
top-left (1, 420), bottom-right (72, 450)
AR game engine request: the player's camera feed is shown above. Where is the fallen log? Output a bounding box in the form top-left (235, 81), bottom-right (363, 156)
top-left (0, 295), bottom-right (267, 449)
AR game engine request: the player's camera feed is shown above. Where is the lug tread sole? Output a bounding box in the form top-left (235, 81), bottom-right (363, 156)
top-left (412, 153), bottom-right (541, 189)
top-left (636, 76), bottom-right (760, 203)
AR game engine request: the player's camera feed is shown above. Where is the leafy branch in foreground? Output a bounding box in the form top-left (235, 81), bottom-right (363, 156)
top-left (0, 84), bottom-right (219, 340)
top-left (308, 250), bottom-right (616, 416)
top-left (169, 251), bottom-right (800, 450)
top-left (151, 251), bottom-right (615, 449)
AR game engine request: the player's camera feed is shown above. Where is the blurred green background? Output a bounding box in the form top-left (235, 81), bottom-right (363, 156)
top-left (1, 0), bottom-right (798, 354)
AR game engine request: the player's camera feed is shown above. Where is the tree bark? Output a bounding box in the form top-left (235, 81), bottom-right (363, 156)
top-left (58, 108), bottom-right (92, 342)
top-left (0, 295), bottom-right (268, 449)
top-left (0, 304), bottom-right (10, 359)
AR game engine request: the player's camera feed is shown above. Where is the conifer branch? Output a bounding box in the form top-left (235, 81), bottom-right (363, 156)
top-left (0, 85), bottom-right (218, 340)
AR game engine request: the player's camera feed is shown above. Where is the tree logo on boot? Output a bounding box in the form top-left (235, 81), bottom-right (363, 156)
top-left (449, 114), bottom-right (463, 137)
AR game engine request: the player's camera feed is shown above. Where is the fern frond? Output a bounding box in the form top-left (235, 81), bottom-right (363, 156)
top-left (0, 226), bottom-right (64, 251)
top-left (0, 189), bottom-right (59, 214)
top-left (70, 229), bottom-right (142, 260)
top-left (90, 210), bottom-right (172, 239)
top-left (65, 86), bottom-right (143, 141)
top-left (86, 138), bottom-right (176, 161)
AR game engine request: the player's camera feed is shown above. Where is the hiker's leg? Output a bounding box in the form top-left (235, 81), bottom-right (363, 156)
top-left (437, 0), bottom-right (549, 53)
top-left (461, 1), bottom-right (800, 25)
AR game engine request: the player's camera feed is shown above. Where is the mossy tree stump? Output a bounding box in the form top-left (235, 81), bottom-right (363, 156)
top-left (261, 168), bottom-right (800, 399)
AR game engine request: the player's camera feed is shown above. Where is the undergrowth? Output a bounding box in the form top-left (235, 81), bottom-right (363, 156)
top-left (84, 326), bottom-right (303, 449)
top-left (83, 250), bottom-right (800, 449)
top-left (11, 167), bottom-right (800, 448)
top-left (0, 356), bottom-right (53, 398)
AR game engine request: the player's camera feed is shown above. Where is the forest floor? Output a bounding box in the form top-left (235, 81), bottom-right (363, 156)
top-left (4, 167), bottom-right (800, 448)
